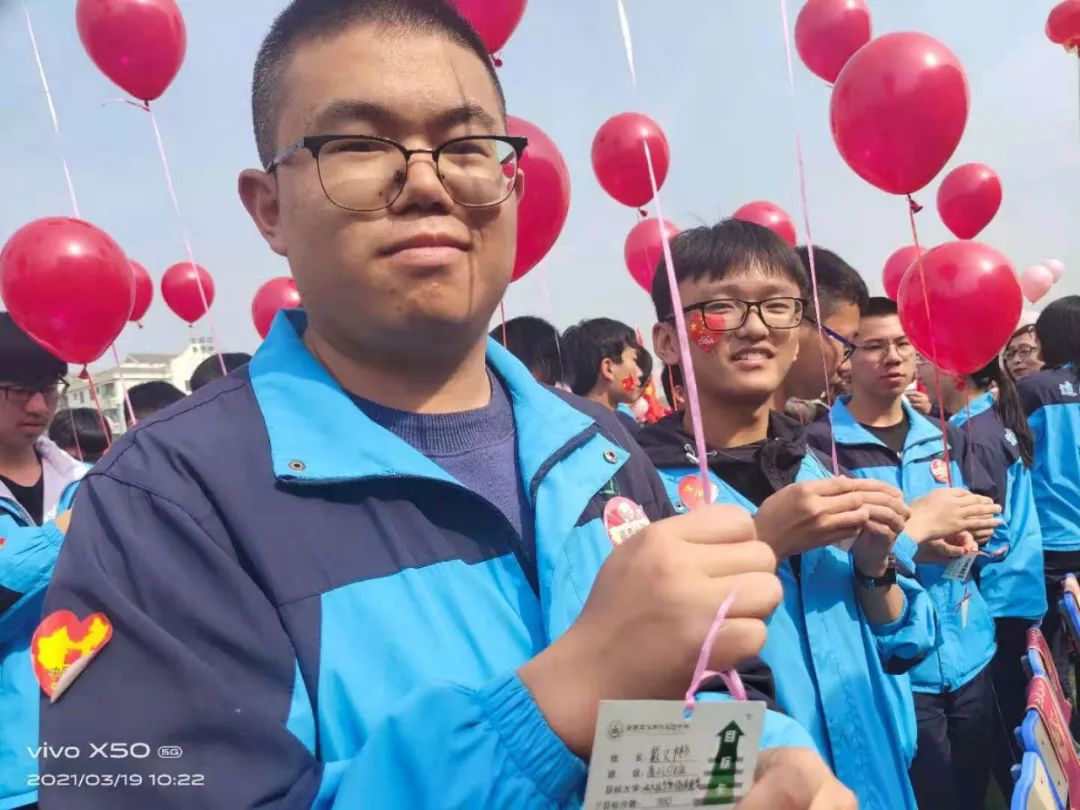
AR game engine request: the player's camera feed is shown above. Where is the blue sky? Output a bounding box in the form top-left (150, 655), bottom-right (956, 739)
top-left (1, 0), bottom-right (1077, 364)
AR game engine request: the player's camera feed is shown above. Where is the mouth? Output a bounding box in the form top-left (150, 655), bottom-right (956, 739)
top-left (730, 346), bottom-right (776, 366)
top-left (381, 232), bottom-right (471, 264)
top-left (882, 371), bottom-right (906, 383)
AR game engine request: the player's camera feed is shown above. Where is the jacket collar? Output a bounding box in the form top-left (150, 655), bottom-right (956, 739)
top-left (830, 395), bottom-right (944, 452)
top-left (949, 391), bottom-right (995, 427)
top-left (0, 437), bottom-right (86, 522)
top-left (248, 310), bottom-right (595, 488)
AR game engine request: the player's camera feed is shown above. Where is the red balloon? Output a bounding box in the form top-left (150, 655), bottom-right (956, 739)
top-left (937, 163), bottom-right (1002, 240)
top-left (897, 241), bottom-right (1022, 374)
top-left (592, 113), bottom-right (670, 208)
top-left (830, 32), bottom-right (969, 195)
top-left (76, 0), bottom-right (186, 103)
top-left (0, 218), bottom-right (133, 365)
top-left (162, 262), bottom-right (215, 324)
top-left (508, 116), bottom-right (570, 282)
top-left (448, 0), bottom-right (527, 54)
top-left (732, 201), bottom-right (797, 247)
top-left (129, 260), bottom-right (153, 323)
top-left (252, 277), bottom-right (301, 340)
top-left (625, 218), bottom-right (680, 293)
top-left (795, 0), bottom-right (872, 84)
top-left (1047, 0), bottom-right (1080, 50)
top-left (882, 245), bottom-right (926, 301)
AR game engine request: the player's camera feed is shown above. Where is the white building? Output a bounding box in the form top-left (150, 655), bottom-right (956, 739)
top-left (64, 337), bottom-right (216, 433)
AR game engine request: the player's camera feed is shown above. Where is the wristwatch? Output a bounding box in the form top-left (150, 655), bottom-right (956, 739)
top-left (854, 555), bottom-right (898, 590)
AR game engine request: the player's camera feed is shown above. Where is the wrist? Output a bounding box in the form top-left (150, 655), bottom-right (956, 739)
top-left (854, 554), bottom-right (890, 578)
top-left (903, 514), bottom-right (929, 544)
top-left (853, 555), bottom-right (898, 587)
top-left (752, 515), bottom-right (789, 561)
top-left (518, 629), bottom-right (599, 759)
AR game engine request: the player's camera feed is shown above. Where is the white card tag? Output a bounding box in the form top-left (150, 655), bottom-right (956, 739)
top-left (584, 700), bottom-right (765, 808)
top-left (944, 553), bottom-right (977, 581)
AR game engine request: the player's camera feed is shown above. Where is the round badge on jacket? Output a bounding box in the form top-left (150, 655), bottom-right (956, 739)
top-left (930, 458), bottom-right (950, 484)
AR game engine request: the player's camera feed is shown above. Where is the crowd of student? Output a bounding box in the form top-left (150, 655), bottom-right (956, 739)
top-left (0, 1), bottom-right (1077, 808)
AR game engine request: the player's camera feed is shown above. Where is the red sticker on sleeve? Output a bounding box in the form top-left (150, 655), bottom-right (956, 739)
top-left (31, 610), bottom-right (113, 703)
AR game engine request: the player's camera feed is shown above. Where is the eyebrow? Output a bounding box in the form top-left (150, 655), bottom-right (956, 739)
top-left (312, 99), bottom-right (500, 134)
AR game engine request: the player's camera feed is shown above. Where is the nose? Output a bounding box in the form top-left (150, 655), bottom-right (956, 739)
top-left (737, 305), bottom-right (770, 339)
top-left (389, 152), bottom-right (454, 214)
top-left (24, 391), bottom-right (49, 415)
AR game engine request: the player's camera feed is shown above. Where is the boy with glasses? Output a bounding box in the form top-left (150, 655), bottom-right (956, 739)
top-left (806, 297), bottom-right (1004, 810)
top-left (0, 313), bottom-right (86, 810)
top-left (637, 219), bottom-right (938, 809)
top-left (39, 2), bottom-right (847, 808)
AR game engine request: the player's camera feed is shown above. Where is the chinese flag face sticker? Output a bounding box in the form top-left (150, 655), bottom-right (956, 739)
top-left (32, 610), bottom-right (113, 703)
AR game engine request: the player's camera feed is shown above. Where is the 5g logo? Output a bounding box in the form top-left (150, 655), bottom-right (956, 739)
top-left (158, 746), bottom-right (183, 760)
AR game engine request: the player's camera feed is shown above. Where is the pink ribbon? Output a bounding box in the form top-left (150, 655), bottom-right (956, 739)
top-left (684, 592), bottom-right (748, 716)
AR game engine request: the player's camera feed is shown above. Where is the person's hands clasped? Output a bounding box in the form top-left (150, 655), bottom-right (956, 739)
top-left (519, 505), bottom-right (781, 758)
top-left (754, 477), bottom-right (909, 561)
top-left (850, 486), bottom-right (911, 577)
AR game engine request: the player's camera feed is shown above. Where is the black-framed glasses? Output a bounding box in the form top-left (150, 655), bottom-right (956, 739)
top-left (1004, 345), bottom-right (1040, 363)
top-left (679, 297), bottom-right (806, 332)
top-left (267, 134), bottom-right (529, 212)
top-left (0, 380), bottom-right (68, 406)
top-left (805, 315), bottom-right (857, 362)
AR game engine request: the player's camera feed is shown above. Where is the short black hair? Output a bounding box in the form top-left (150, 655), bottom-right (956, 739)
top-left (253, 0), bottom-right (505, 168)
top-left (1036, 296), bottom-right (1080, 370)
top-left (490, 316), bottom-right (564, 386)
top-left (795, 246), bottom-right (869, 320)
top-left (0, 313), bottom-right (66, 385)
top-left (561, 318), bottom-right (638, 396)
top-left (125, 381), bottom-right (186, 423)
top-left (637, 345), bottom-right (653, 389)
top-left (661, 362), bottom-right (683, 409)
top-left (651, 219), bottom-right (809, 320)
top-left (189, 353), bottom-right (253, 392)
top-left (49, 408), bottom-right (112, 463)
top-left (861, 297), bottom-right (898, 319)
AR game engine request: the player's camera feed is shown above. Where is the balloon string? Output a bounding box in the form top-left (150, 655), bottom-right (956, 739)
top-left (499, 300), bottom-right (508, 347)
top-left (616, 2), bottom-right (744, 712)
top-left (83, 369), bottom-right (113, 451)
top-left (907, 197), bottom-right (954, 486)
top-left (684, 591), bottom-right (747, 716)
top-left (110, 345), bottom-right (136, 429)
top-left (24, 5), bottom-right (80, 219)
top-left (963, 400), bottom-right (975, 486)
top-left (778, 0), bottom-right (839, 475)
top-left (64, 397), bottom-right (84, 462)
top-left (145, 105), bottom-right (228, 378)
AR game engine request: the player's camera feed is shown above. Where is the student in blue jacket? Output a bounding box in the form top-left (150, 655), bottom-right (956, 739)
top-left (561, 318), bottom-right (644, 434)
top-left (1018, 297), bottom-right (1080, 724)
top-left (930, 355), bottom-right (1046, 797)
top-left (806, 297), bottom-right (1004, 810)
top-left (0, 314), bottom-right (86, 810)
top-left (36, 2), bottom-right (852, 808)
top-left (638, 224), bottom-right (982, 810)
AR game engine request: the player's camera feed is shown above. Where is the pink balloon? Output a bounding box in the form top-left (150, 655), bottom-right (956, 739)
top-left (1045, 259), bottom-right (1066, 282)
top-left (507, 116), bottom-right (570, 282)
top-left (1020, 265), bottom-right (1055, 304)
top-left (731, 202), bottom-right (797, 247)
top-left (937, 163), bottom-right (1002, 239)
top-left (830, 32), bottom-right (969, 195)
top-left (76, 0), bottom-right (186, 102)
top-left (795, 0), bottom-right (872, 84)
top-left (592, 113), bottom-right (670, 209)
top-left (252, 277), bottom-right (301, 340)
top-left (447, 0), bottom-right (527, 54)
top-left (129, 260), bottom-right (153, 323)
top-left (882, 245), bottom-right (927, 301)
top-left (625, 218), bottom-right (680, 293)
top-left (161, 262), bottom-right (215, 324)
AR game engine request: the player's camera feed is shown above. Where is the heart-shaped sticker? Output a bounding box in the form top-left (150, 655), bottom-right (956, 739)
top-left (32, 610), bottom-right (113, 703)
top-left (930, 458), bottom-right (950, 484)
top-left (603, 497), bottom-right (651, 546)
top-left (678, 475), bottom-right (717, 511)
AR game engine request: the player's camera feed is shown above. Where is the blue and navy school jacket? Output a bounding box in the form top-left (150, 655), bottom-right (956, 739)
top-left (38, 311), bottom-right (813, 810)
top-left (1019, 366), bottom-right (1080, 553)
top-left (0, 439), bottom-right (85, 810)
top-left (950, 392), bottom-right (1046, 621)
top-left (637, 412), bottom-right (935, 810)
top-left (806, 397), bottom-right (998, 695)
